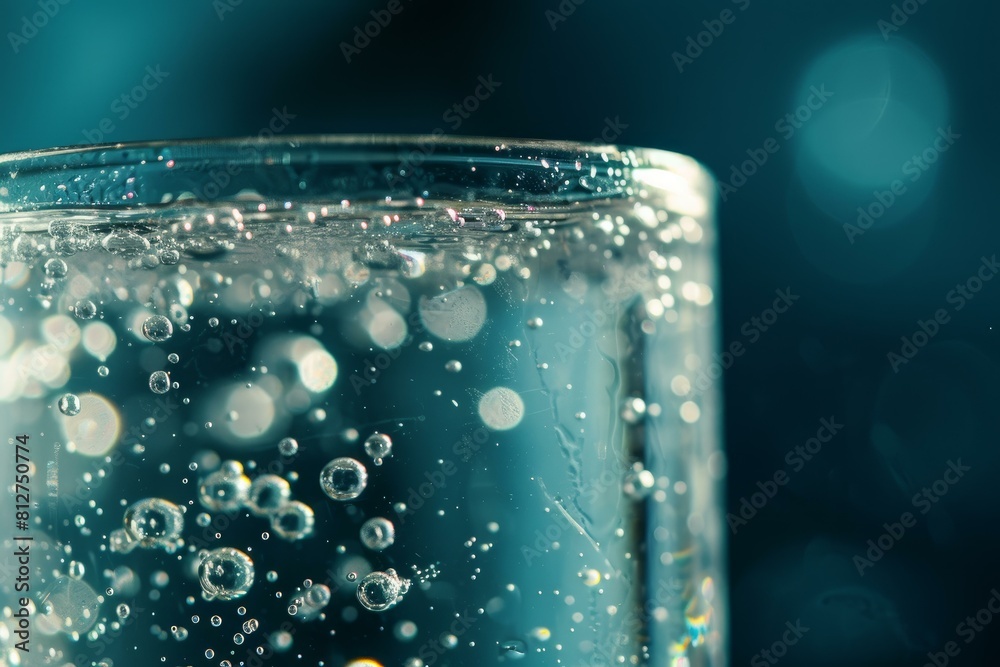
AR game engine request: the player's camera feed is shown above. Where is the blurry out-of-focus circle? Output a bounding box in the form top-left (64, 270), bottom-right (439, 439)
top-left (59, 392), bottom-right (121, 457)
top-left (795, 36), bottom-right (949, 226)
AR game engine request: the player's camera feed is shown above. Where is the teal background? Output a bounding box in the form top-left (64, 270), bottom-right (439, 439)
top-left (1, 1), bottom-right (997, 664)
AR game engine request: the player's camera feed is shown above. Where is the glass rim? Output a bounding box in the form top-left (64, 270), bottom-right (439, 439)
top-left (0, 134), bottom-right (716, 217)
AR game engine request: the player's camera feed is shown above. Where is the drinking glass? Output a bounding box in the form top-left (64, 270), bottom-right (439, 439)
top-left (0, 136), bottom-right (724, 666)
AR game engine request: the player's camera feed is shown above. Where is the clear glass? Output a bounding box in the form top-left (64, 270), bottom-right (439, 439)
top-left (0, 136), bottom-right (724, 667)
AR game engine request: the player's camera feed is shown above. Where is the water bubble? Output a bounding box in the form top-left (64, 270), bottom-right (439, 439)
top-left (360, 517), bottom-right (396, 551)
top-left (167, 352), bottom-right (180, 363)
top-left (418, 341), bottom-right (433, 352)
top-left (97, 365), bottom-right (110, 377)
top-left (526, 317), bottom-right (544, 329)
top-left (102, 230), bottom-right (150, 257)
top-left (208, 317), bottom-right (220, 328)
top-left (68, 560), bottom-right (85, 579)
top-left (58, 393), bottom-right (81, 416)
top-left (198, 462), bottom-right (251, 512)
top-left (171, 625), bottom-right (188, 641)
top-left (123, 498), bottom-right (184, 549)
top-left (246, 474), bottom-right (291, 516)
top-left (44, 257), bottom-right (68, 278)
top-left (444, 360), bottom-right (462, 373)
top-left (205, 649), bottom-right (215, 659)
top-left (243, 618), bottom-right (259, 634)
top-left (74, 299), bottom-right (97, 320)
top-left (148, 370), bottom-right (170, 394)
top-left (270, 501), bottom-right (315, 541)
top-left (357, 569), bottom-right (407, 612)
top-left (199, 548), bottom-right (255, 601)
top-left (363, 433), bottom-right (392, 465)
top-left (277, 437), bottom-right (298, 456)
top-left (159, 248), bottom-right (180, 264)
top-left (499, 639), bottom-right (527, 659)
top-left (347, 572), bottom-right (358, 582)
top-left (266, 571), bottom-right (278, 583)
top-left (116, 603), bottom-right (130, 619)
top-left (320, 457), bottom-right (368, 501)
top-left (233, 633), bottom-right (244, 645)
top-left (141, 315), bottom-right (173, 342)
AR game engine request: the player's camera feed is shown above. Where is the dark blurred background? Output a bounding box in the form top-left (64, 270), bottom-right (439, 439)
top-left (3, 1), bottom-right (997, 664)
